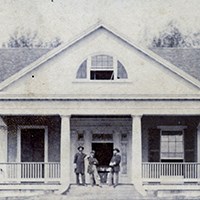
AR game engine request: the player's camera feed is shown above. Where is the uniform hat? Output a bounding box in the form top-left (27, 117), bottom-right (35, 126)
top-left (113, 148), bottom-right (120, 153)
top-left (77, 146), bottom-right (84, 151)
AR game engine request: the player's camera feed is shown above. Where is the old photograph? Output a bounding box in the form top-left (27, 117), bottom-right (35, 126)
top-left (0, 0), bottom-right (200, 199)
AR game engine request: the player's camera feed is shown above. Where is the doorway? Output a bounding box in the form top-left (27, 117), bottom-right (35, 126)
top-left (21, 128), bottom-right (45, 162)
top-left (19, 127), bottom-right (47, 180)
top-left (92, 143), bottom-right (113, 183)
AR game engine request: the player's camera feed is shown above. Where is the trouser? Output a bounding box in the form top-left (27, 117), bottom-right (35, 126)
top-left (89, 173), bottom-right (101, 186)
top-left (113, 172), bottom-right (119, 186)
top-left (76, 173), bottom-right (85, 185)
top-left (107, 171), bottom-right (119, 186)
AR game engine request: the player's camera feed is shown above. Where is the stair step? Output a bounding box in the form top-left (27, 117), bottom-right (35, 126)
top-left (65, 184), bottom-right (147, 200)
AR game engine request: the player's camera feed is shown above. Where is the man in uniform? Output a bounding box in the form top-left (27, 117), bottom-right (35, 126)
top-left (73, 146), bottom-right (87, 185)
top-left (108, 148), bottom-right (121, 187)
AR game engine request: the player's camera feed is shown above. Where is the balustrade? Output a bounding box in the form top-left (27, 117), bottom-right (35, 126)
top-left (0, 162), bottom-right (60, 182)
top-left (142, 162), bottom-right (200, 182)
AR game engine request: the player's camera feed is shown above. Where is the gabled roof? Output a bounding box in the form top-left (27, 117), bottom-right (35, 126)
top-left (0, 22), bottom-right (200, 91)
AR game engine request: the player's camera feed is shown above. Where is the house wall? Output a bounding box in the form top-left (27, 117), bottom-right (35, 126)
top-left (142, 116), bottom-right (199, 162)
top-left (5, 116), bottom-right (61, 162)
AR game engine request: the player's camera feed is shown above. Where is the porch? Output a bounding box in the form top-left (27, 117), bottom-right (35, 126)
top-left (0, 114), bottom-right (200, 194)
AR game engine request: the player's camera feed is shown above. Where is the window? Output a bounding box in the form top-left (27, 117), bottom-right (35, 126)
top-left (117, 61), bottom-right (128, 79)
top-left (91, 55), bottom-right (113, 67)
top-left (76, 54), bottom-right (128, 80)
top-left (90, 70), bottom-right (114, 80)
top-left (76, 60), bottom-right (87, 79)
top-left (92, 134), bottom-right (113, 141)
top-left (161, 131), bottom-right (184, 160)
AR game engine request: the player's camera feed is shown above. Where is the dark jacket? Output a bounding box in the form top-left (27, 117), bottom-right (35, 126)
top-left (109, 154), bottom-right (121, 172)
top-left (74, 152), bottom-right (87, 174)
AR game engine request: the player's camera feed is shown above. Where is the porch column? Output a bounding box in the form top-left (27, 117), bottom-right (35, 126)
top-left (60, 115), bottom-right (71, 192)
top-left (0, 117), bottom-right (7, 162)
top-left (131, 115), bottom-right (144, 191)
top-left (197, 123), bottom-right (200, 181)
top-left (197, 123), bottom-right (200, 163)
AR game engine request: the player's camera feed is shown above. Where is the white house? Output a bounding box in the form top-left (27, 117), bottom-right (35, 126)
top-left (0, 22), bottom-right (200, 196)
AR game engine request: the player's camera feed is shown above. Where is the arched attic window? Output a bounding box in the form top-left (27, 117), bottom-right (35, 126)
top-left (117, 61), bottom-right (128, 79)
top-left (76, 60), bottom-right (87, 79)
top-left (76, 54), bottom-right (128, 80)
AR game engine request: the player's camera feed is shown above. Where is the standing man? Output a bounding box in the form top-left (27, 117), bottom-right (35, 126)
top-left (108, 148), bottom-right (121, 188)
top-left (74, 146), bottom-right (87, 185)
top-left (87, 150), bottom-right (102, 187)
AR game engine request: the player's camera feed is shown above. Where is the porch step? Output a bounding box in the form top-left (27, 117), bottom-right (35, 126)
top-left (0, 183), bottom-right (60, 198)
top-left (64, 184), bottom-right (150, 200)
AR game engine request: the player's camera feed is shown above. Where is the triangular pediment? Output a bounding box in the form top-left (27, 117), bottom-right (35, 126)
top-left (0, 22), bottom-right (200, 99)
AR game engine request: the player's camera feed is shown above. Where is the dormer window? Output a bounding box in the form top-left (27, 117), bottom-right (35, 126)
top-left (76, 54), bottom-right (128, 80)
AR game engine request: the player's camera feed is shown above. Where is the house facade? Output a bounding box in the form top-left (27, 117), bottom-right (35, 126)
top-left (0, 23), bottom-right (200, 195)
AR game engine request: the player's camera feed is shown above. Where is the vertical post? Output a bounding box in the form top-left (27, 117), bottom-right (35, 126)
top-left (197, 123), bottom-right (200, 163)
top-left (0, 117), bottom-right (7, 163)
top-left (60, 115), bottom-right (71, 192)
top-left (197, 123), bottom-right (200, 180)
top-left (84, 130), bottom-right (91, 183)
top-left (132, 115), bottom-right (142, 184)
top-left (0, 117), bottom-right (7, 182)
top-left (132, 115), bottom-right (146, 195)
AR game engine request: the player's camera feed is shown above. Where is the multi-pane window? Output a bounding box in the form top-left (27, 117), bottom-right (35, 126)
top-left (76, 54), bottom-right (128, 80)
top-left (91, 55), bottom-right (113, 68)
top-left (161, 131), bottom-right (184, 160)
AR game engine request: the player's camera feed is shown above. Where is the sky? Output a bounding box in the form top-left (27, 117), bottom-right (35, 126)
top-left (1, 0), bottom-right (200, 46)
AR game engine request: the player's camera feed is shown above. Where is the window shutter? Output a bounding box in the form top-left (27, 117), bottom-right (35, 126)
top-left (184, 128), bottom-right (196, 162)
top-left (148, 129), bottom-right (160, 162)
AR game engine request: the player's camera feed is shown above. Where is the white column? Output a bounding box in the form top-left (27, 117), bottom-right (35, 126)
top-left (60, 115), bottom-right (71, 192)
top-left (84, 130), bottom-right (91, 184)
top-left (197, 123), bottom-right (200, 181)
top-left (197, 123), bottom-right (200, 163)
top-left (132, 115), bottom-right (142, 185)
top-left (0, 117), bottom-right (7, 163)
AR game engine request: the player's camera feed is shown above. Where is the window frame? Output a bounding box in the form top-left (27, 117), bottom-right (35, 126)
top-left (157, 126), bottom-right (187, 162)
top-left (17, 125), bottom-right (48, 163)
top-left (75, 54), bottom-right (129, 82)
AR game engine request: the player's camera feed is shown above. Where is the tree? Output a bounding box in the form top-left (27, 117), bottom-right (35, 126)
top-left (4, 28), bottom-right (62, 48)
top-left (151, 22), bottom-right (186, 48)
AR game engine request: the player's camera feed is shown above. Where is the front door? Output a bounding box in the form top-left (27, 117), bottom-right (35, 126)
top-left (21, 128), bottom-right (45, 162)
top-left (92, 143), bottom-right (113, 183)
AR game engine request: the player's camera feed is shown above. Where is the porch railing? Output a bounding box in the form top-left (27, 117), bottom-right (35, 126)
top-left (142, 162), bottom-right (200, 182)
top-left (0, 162), bottom-right (60, 182)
